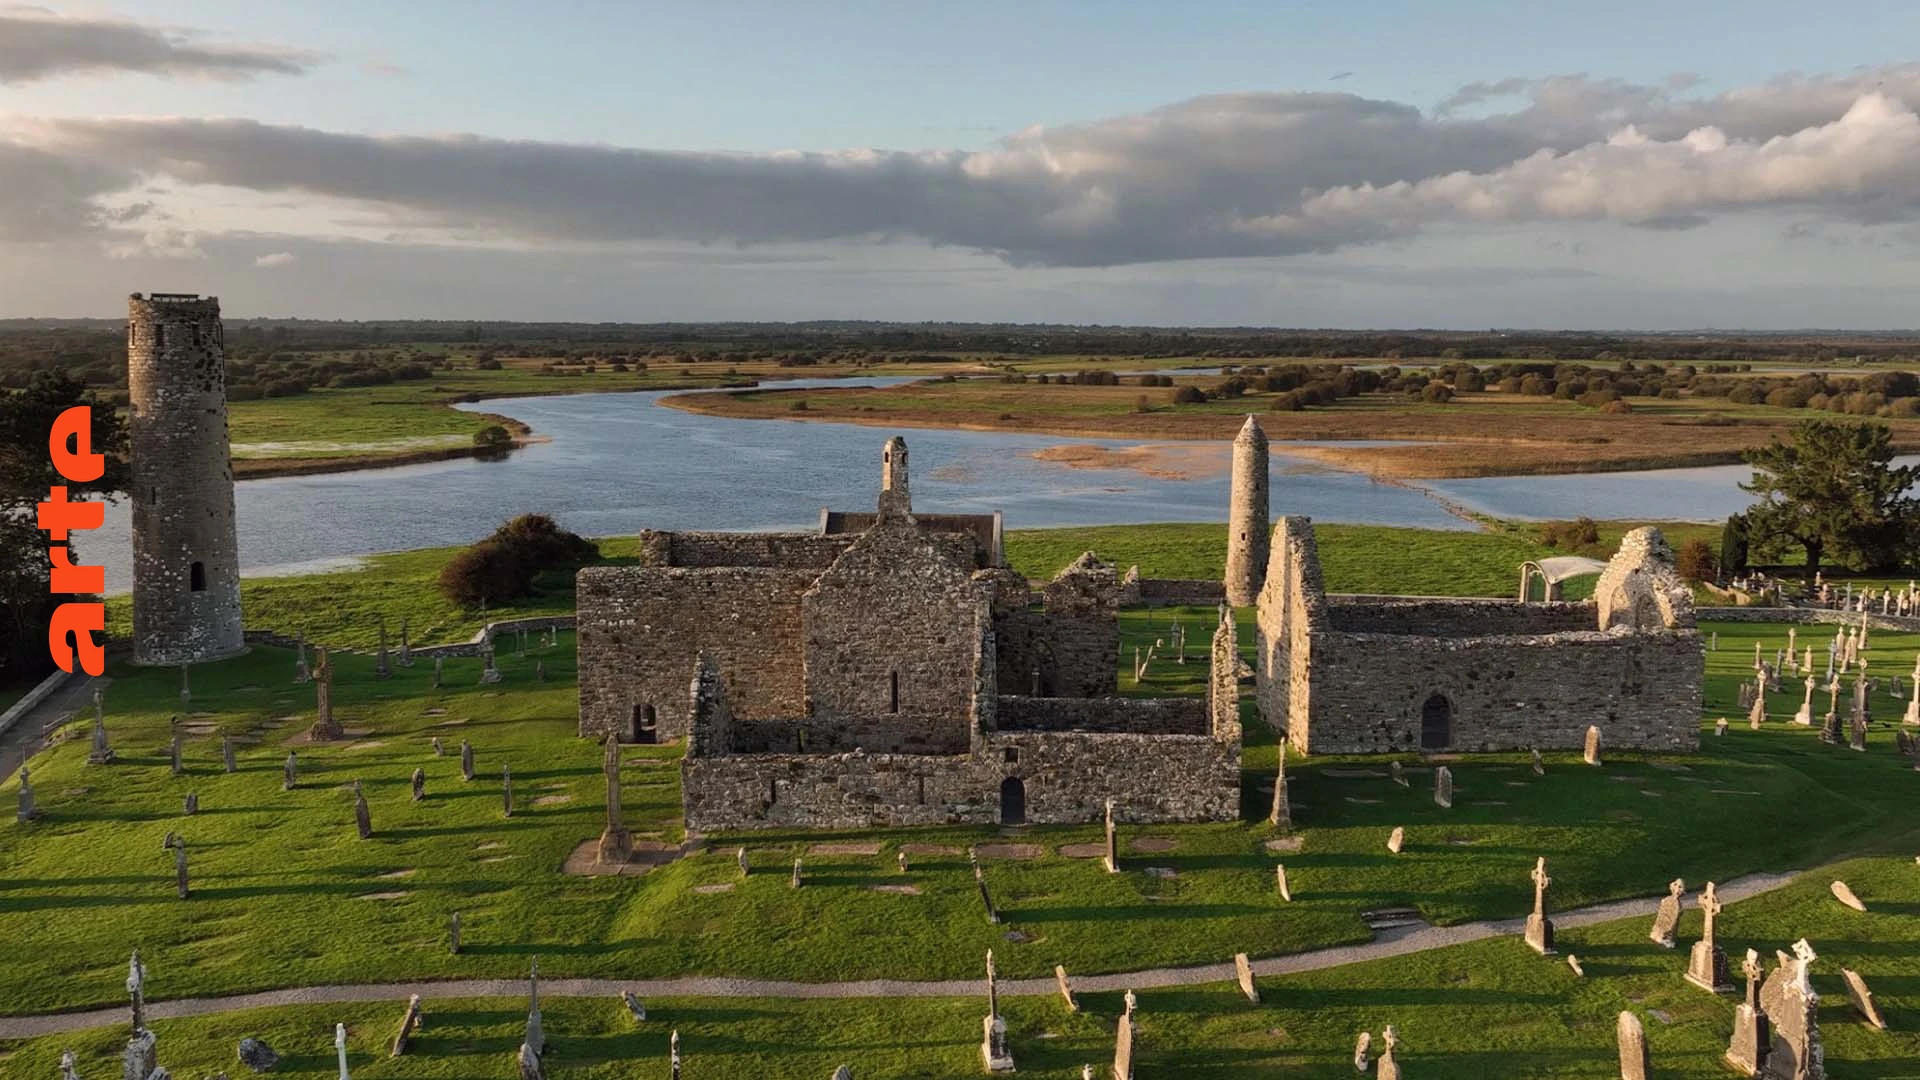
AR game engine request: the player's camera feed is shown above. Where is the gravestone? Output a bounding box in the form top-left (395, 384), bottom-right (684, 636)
top-left (972, 852), bottom-right (999, 923)
top-left (398, 618), bottom-right (413, 667)
top-left (1617, 1011), bottom-right (1652, 1080)
top-left (1717, 718), bottom-right (1730, 736)
top-left (1104, 797), bottom-right (1121, 872)
top-left (295, 631), bottom-right (310, 683)
top-left (182, 792), bottom-right (197, 816)
top-left (1750, 677), bottom-right (1769, 729)
top-left (1434, 766), bottom-right (1453, 809)
top-left (597, 735), bottom-right (632, 864)
top-left (89, 689), bottom-right (114, 764)
top-left (390, 994), bottom-right (422, 1056)
top-left (432, 736), bottom-right (444, 757)
top-left (1055, 964), bottom-right (1078, 1012)
top-left (448, 911), bottom-right (461, 955)
top-left (354, 781), bottom-right (372, 839)
top-left (480, 647), bottom-right (502, 684)
top-left (524, 957), bottom-right (545, 1056)
top-left (1389, 759), bottom-right (1406, 787)
top-left (1758, 940), bottom-right (1824, 1080)
top-left (334, 1023), bottom-right (350, 1080)
top-left (1269, 744), bottom-right (1291, 828)
top-left (1275, 864), bottom-right (1291, 901)
top-left (174, 840), bottom-right (189, 899)
top-left (1649, 878), bottom-right (1685, 948)
top-left (127, 950), bottom-right (147, 1034)
top-left (1387, 826), bottom-right (1404, 855)
top-left (518, 1042), bottom-right (544, 1080)
top-left (1830, 880), bottom-right (1867, 912)
top-left (668, 1030), bottom-right (680, 1080)
top-left (790, 858), bottom-right (803, 889)
top-left (1376, 1026), bottom-right (1401, 1080)
top-left (980, 950), bottom-right (1013, 1072)
top-left (1524, 857), bottom-right (1555, 955)
top-left (898, 851), bottom-right (909, 873)
top-left (310, 649), bottom-right (343, 741)
top-left (737, 846), bottom-right (750, 877)
top-left (502, 766), bottom-right (513, 817)
top-left (1112, 992), bottom-right (1136, 1080)
top-left (460, 740), bottom-right (475, 782)
top-left (1531, 749), bottom-right (1545, 775)
top-left (222, 737), bottom-right (236, 774)
top-left (1353, 1032), bottom-right (1371, 1073)
top-left (1567, 954), bottom-right (1585, 977)
top-left (623, 990), bottom-right (646, 1022)
top-left (1794, 677), bottom-right (1814, 726)
top-left (375, 618), bottom-right (391, 679)
top-left (1842, 968), bottom-right (1886, 1030)
top-left (283, 751), bottom-right (297, 791)
top-left (1686, 881), bottom-right (1733, 993)
top-left (169, 728), bottom-right (182, 776)
top-left (16, 765), bottom-right (37, 823)
top-left (1584, 726), bottom-right (1602, 766)
top-left (236, 1036), bottom-right (280, 1072)
top-left (432, 656), bottom-right (443, 689)
top-left (1726, 948), bottom-right (1771, 1076)
top-left (1234, 952), bottom-right (1259, 1003)
top-left (124, 1029), bottom-right (158, 1080)
top-left (411, 769), bottom-right (426, 802)
top-left (535, 661), bottom-right (546, 682)
top-left (1849, 678), bottom-right (1869, 752)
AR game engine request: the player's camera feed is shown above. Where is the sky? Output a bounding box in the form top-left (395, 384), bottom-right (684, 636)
top-left (2, 1), bottom-right (1920, 327)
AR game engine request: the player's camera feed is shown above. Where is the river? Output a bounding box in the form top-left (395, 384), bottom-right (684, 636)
top-left (81, 377), bottom-right (1777, 592)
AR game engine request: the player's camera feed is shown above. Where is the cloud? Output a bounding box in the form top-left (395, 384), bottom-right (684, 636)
top-left (0, 8), bottom-right (321, 84)
top-left (3, 63), bottom-right (1920, 269)
top-left (105, 225), bottom-right (204, 260)
top-left (253, 250), bottom-right (296, 267)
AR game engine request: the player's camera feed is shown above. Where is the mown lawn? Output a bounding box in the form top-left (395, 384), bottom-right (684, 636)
top-left (7, 852), bottom-right (1916, 1078)
top-left (4, 617), bottom-right (1918, 1017)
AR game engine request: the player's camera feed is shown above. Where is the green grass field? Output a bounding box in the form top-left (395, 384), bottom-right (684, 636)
top-left (7, 852), bottom-right (1915, 1078)
top-left (6, 614), bottom-right (1918, 1019)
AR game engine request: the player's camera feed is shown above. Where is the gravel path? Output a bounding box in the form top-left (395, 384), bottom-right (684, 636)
top-left (0, 869), bottom-right (1798, 1040)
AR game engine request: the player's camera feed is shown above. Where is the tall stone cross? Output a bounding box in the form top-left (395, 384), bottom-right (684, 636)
top-left (1103, 797), bottom-right (1119, 873)
top-left (335, 1021), bottom-right (350, 1080)
top-left (1742, 948), bottom-right (1764, 1010)
top-left (525, 956), bottom-right (545, 1055)
top-left (597, 734), bottom-right (632, 864)
top-left (986, 948), bottom-right (999, 1018)
top-left (1699, 880), bottom-right (1722, 946)
top-left (127, 949), bottom-right (147, 1034)
top-left (375, 617), bottom-right (391, 679)
top-left (1268, 743), bottom-right (1290, 828)
top-left (1531, 857), bottom-right (1551, 917)
top-left (312, 648), bottom-right (341, 740)
top-left (1789, 938), bottom-right (1817, 996)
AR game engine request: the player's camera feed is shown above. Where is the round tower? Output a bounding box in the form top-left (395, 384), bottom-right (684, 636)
top-left (878, 435), bottom-right (912, 517)
top-left (128, 293), bottom-right (244, 664)
top-left (1224, 415), bottom-right (1270, 606)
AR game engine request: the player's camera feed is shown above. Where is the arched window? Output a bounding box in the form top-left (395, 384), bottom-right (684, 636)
top-left (189, 561), bottom-right (206, 593)
top-left (998, 776), bottom-right (1026, 825)
top-left (630, 703), bottom-right (658, 745)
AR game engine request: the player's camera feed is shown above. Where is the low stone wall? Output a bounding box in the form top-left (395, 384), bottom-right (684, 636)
top-left (0, 669), bottom-right (74, 738)
top-left (1325, 597), bottom-right (1594, 636)
top-left (1136, 579), bottom-right (1225, 607)
top-left (683, 728), bottom-right (1237, 830)
top-left (1696, 606), bottom-right (1920, 633)
top-left (993, 695), bottom-right (1207, 735)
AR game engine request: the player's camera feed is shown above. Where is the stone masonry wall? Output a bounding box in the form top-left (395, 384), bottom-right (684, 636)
top-left (1137, 578), bottom-right (1227, 607)
top-left (1325, 598), bottom-right (1596, 636)
top-left (576, 566), bottom-right (812, 741)
top-left (128, 294), bottom-right (244, 665)
top-left (729, 713), bottom-right (971, 755)
top-left (1296, 628), bottom-right (1703, 754)
top-left (1254, 517), bottom-right (1327, 734)
top-left (639, 530), bottom-right (852, 570)
top-left (993, 695), bottom-right (1208, 735)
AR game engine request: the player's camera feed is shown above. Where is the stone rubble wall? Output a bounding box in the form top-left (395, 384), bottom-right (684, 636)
top-left (1254, 517), bottom-right (1328, 735)
top-left (729, 713), bottom-right (972, 755)
top-left (638, 529), bottom-right (853, 570)
top-left (1325, 597), bottom-right (1596, 636)
top-left (992, 695), bottom-right (1208, 735)
top-left (1697, 606), bottom-right (1920, 632)
top-left (576, 566), bottom-right (813, 741)
top-left (1136, 578), bottom-right (1228, 607)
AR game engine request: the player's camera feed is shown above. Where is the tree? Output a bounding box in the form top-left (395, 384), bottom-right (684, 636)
top-left (0, 372), bottom-right (128, 679)
top-left (1674, 538), bottom-right (1718, 583)
top-left (1741, 419), bottom-right (1920, 582)
top-left (1719, 513), bottom-right (1749, 576)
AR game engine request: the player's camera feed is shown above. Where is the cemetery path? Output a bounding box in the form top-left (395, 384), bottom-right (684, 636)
top-left (0, 868), bottom-right (1797, 1038)
top-left (0, 671), bottom-right (101, 780)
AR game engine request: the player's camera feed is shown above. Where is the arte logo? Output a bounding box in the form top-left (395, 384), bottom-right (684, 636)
top-left (40, 406), bottom-right (107, 675)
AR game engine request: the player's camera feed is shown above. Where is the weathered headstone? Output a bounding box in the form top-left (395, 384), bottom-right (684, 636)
top-left (222, 736), bottom-right (236, 774)
top-left (375, 618), bottom-right (391, 679)
top-left (448, 911), bottom-right (461, 955)
top-left (1584, 725), bottom-right (1602, 766)
top-left (460, 740), bottom-right (475, 782)
top-left (283, 751), bottom-right (298, 791)
top-left (1524, 856), bottom-right (1555, 955)
top-left (431, 735), bottom-right (443, 757)
top-left (1751, 676), bottom-right (1769, 729)
top-left (89, 689), bottom-right (114, 764)
top-left (236, 1036), bottom-right (280, 1072)
top-left (169, 728), bottom-right (183, 776)
top-left (1794, 677), bottom-right (1814, 726)
top-left (1054, 964), bottom-right (1078, 1012)
top-left (1353, 1032), bottom-right (1371, 1073)
top-left (669, 1029), bottom-right (680, 1080)
top-left (1104, 797), bottom-right (1120, 872)
top-left (972, 851), bottom-right (999, 923)
top-left (1725, 948), bottom-right (1770, 1076)
top-left (354, 780), bottom-right (372, 840)
top-left (411, 769), bottom-right (425, 802)
top-left (1531, 748), bottom-right (1545, 775)
top-left (1830, 879), bottom-right (1867, 912)
top-left (502, 766), bottom-right (513, 818)
top-left (1112, 992), bottom-right (1136, 1080)
top-left (1387, 826), bottom-right (1404, 855)
top-left (980, 950), bottom-right (1013, 1072)
top-left (174, 840), bottom-right (189, 899)
top-left (1269, 745), bottom-right (1291, 828)
top-left (1389, 759), bottom-right (1406, 787)
top-left (1649, 878), bottom-right (1685, 949)
top-left (127, 950), bottom-right (147, 1034)
top-left (390, 994), bottom-right (422, 1056)
top-left (397, 618), bottom-right (412, 667)
top-left (737, 846), bottom-right (750, 877)
top-left (334, 1022), bottom-right (349, 1080)
top-left (1275, 864), bottom-right (1291, 901)
top-left (480, 646), bottom-right (501, 684)
top-left (1617, 1010), bottom-right (1652, 1080)
top-left (897, 850), bottom-right (908, 873)
top-left (1686, 881), bottom-right (1732, 993)
top-left (1376, 1025), bottom-right (1401, 1080)
top-left (310, 649), bottom-right (343, 741)
top-left (597, 734), bottom-right (632, 865)
top-left (1234, 952), bottom-right (1259, 1003)
top-left (791, 857), bottom-right (803, 889)
top-left (1758, 940), bottom-right (1823, 1080)
top-left (524, 957), bottom-right (545, 1056)
top-left (16, 765), bottom-right (37, 823)
top-left (1717, 717), bottom-right (1730, 736)
top-left (517, 1042), bottom-right (544, 1080)
top-left (1434, 765), bottom-right (1453, 809)
top-left (1842, 968), bottom-right (1886, 1030)
top-left (623, 990), bottom-right (646, 1022)
top-left (1849, 677), bottom-right (1870, 752)
top-left (124, 1030), bottom-right (158, 1080)
top-left (182, 792), bottom-right (198, 816)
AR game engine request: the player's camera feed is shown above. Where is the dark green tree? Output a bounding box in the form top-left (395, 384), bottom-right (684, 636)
top-left (0, 372), bottom-right (128, 679)
top-left (1740, 420), bottom-right (1920, 582)
top-left (1718, 512), bottom-right (1749, 576)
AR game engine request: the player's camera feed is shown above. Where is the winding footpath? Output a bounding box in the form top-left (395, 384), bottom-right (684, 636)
top-left (0, 869), bottom-right (1797, 1040)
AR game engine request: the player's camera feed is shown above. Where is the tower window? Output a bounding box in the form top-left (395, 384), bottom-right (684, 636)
top-left (189, 561), bottom-right (206, 592)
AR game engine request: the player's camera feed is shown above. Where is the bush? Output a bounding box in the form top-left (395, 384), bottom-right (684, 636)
top-left (473, 425), bottom-right (512, 450)
top-left (791, 399), bottom-right (809, 411)
top-left (1420, 381), bottom-right (1453, 403)
top-left (1172, 385), bottom-right (1207, 405)
top-left (474, 356), bottom-right (503, 371)
top-left (490, 513), bottom-right (600, 566)
top-left (438, 541), bottom-right (535, 609)
top-left (1675, 538), bottom-right (1718, 583)
top-left (1269, 391), bottom-right (1304, 412)
top-left (1537, 517), bottom-right (1602, 551)
top-left (1600, 399), bottom-right (1633, 414)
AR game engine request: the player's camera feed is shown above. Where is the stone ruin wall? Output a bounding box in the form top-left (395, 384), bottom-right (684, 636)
top-left (728, 712), bottom-right (972, 755)
top-left (1294, 626), bottom-right (1703, 754)
top-left (127, 293), bottom-right (244, 665)
top-left (993, 695), bottom-right (1208, 735)
top-left (638, 529), bottom-right (852, 570)
top-left (575, 566), bottom-right (812, 741)
top-left (1325, 597), bottom-right (1597, 636)
top-left (1254, 517), bottom-right (1326, 737)
top-left (1135, 578), bottom-right (1227, 607)
top-left (682, 728), bottom-right (1237, 830)
top-left (801, 520), bottom-right (985, 733)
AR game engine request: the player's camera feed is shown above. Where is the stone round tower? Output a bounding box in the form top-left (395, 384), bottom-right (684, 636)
top-left (128, 293), bottom-right (244, 664)
top-left (1223, 415), bottom-right (1270, 606)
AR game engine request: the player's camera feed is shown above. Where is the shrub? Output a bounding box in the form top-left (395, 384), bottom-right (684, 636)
top-left (1269, 391), bottom-right (1304, 412)
top-left (1600, 399), bottom-right (1633, 414)
top-left (490, 513), bottom-right (600, 566)
top-left (791, 399), bottom-right (809, 411)
top-left (473, 424), bottom-right (512, 450)
top-left (438, 541), bottom-right (535, 609)
top-left (1675, 538), bottom-right (1718, 583)
top-left (1537, 517), bottom-right (1602, 551)
top-left (1420, 381), bottom-right (1453, 403)
top-left (474, 356), bottom-right (503, 370)
top-left (1172, 385), bottom-right (1207, 404)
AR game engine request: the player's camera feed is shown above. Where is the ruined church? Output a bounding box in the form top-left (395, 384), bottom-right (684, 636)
top-left (575, 437), bottom-right (1243, 831)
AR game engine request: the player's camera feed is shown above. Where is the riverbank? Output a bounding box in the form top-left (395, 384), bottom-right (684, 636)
top-left (659, 378), bottom-right (1920, 479)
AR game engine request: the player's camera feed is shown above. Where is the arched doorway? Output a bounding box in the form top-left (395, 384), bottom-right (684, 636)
top-left (999, 776), bottom-right (1026, 825)
top-left (1420, 694), bottom-right (1452, 750)
top-left (629, 703), bottom-right (658, 745)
